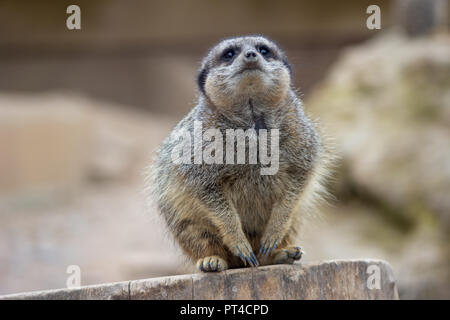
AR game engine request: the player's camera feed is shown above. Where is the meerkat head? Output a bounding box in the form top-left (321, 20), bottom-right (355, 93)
top-left (197, 35), bottom-right (292, 109)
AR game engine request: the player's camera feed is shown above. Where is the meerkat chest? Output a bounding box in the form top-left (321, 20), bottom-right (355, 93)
top-left (224, 160), bottom-right (295, 203)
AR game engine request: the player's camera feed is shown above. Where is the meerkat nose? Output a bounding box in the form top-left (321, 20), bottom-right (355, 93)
top-left (244, 50), bottom-right (258, 62)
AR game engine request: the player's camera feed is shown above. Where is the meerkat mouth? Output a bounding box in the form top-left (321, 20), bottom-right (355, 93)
top-left (240, 66), bottom-right (261, 73)
top-left (235, 63), bottom-right (263, 76)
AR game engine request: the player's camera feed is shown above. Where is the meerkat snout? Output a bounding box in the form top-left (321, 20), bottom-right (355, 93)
top-left (244, 49), bottom-right (257, 61)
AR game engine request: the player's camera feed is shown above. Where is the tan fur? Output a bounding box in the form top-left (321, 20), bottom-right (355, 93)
top-left (145, 36), bottom-right (333, 272)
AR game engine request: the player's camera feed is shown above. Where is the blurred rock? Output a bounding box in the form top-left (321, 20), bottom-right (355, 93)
top-left (0, 93), bottom-right (93, 202)
top-left (0, 92), bottom-right (177, 204)
top-left (394, 0), bottom-right (449, 37)
top-left (307, 31), bottom-right (450, 234)
top-left (87, 102), bottom-right (175, 183)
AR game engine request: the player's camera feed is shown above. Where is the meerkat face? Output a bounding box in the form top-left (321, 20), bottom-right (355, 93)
top-left (197, 36), bottom-right (292, 109)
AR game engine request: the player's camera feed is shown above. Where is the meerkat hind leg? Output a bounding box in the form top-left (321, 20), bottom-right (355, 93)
top-left (271, 246), bottom-right (303, 265)
top-left (197, 255), bottom-right (229, 272)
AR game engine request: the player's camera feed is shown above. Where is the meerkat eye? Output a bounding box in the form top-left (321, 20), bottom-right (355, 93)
top-left (222, 48), bottom-right (235, 60)
top-left (258, 45), bottom-right (271, 56)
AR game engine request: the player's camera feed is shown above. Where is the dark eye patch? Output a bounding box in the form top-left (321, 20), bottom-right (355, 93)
top-left (220, 46), bottom-right (239, 62)
top-left (222, 48), bottom-right (235, 59)
top-left (258, 45), bottom-right (270, 56)
top-left (256, 44), bottom-right (274, 59)
top-left (256, 42), bottom-right (292, 75)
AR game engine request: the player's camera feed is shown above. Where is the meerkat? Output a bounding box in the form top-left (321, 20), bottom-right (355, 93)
top-left (147, 35), bottom-right (330, 272)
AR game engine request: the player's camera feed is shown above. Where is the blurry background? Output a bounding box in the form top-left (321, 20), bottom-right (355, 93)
top-left (0, 0), bottom-right (449, 299)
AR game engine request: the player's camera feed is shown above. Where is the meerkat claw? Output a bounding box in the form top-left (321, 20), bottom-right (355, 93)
top-left (267, 241), bottom-right (278, 256)
top-left (251, 252), bottom-right (258, 266)
top-left (259, 239), bottom-right (278, 257)
top-left (235, 245), bottom-right (259, 267)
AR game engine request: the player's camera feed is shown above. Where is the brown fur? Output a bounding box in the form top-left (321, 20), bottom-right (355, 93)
top-left (146, 36), bottom-right (332, 272)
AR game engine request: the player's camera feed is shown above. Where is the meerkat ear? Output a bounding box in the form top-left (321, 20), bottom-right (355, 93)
top-left (197, 67), bottom-right (209, 94)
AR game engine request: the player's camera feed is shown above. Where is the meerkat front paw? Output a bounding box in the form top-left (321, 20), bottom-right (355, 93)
top-left (272, 246), bottom-right (303, 265)
top-left (231, 241), bottom-right (259, 267)
top-left (196, 256), bottom-right (228, 272)
top-left (258, 234), bottom-right (282, 258)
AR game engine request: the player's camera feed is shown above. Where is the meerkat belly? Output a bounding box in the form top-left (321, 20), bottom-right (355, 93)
top-left (225, 172), bottom-right (281, 236)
